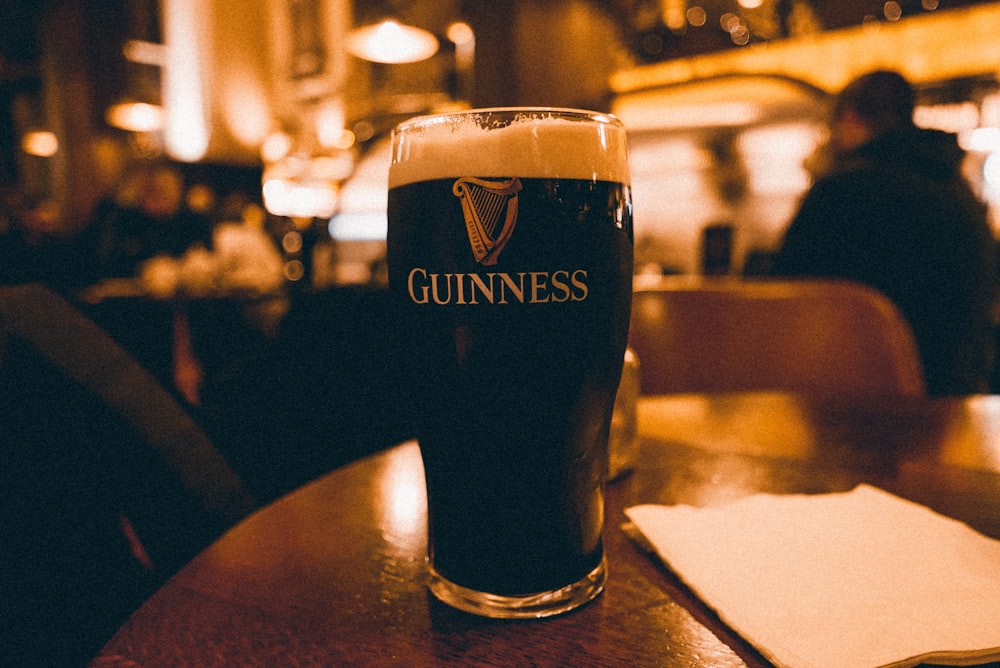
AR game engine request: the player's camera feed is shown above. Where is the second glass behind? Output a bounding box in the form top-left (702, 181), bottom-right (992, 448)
top-left (386, 108), bottom-right (634, 619)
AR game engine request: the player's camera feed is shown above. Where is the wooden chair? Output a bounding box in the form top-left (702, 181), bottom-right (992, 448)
top-left (628, 276), bottom-right (926, 396)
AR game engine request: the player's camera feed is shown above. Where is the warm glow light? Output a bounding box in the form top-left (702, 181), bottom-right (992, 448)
top-left (935, 395), bottom-right (1000, 470)
top-left (220, 68), bottom-right (272, 149)
top-left (377, 444), bottom-right (427, 544)
top-left (262, 108), bottom-right (356, 219)
top-left (284, 260), bottom-right (305, 282)
top-left (316, 102), bottom-right (355, 149)
top-left (123, 39), bottom-right (164, 66)
top-left (610, 4), bottom-right (1000, 96)
top-left (637, 394), bottom-right (815, 459)
top-left (310, 152), bottom-right (355, 182)
top-left (328, 212), bottom-right (388, 241)
top-left (346, 19), bottom-right (439, 64)
top-left (162, 0), bottom-right (210, 162)
top-left (446, 21), bottom-right (474, 46)
top-left (335, 129), bottom-right (356, 150)
top-left (687, 6), bottom-right (707, 27)
top-left (980, 93), bottom-right (1000, 127)
top-left (739, 123), bottom-right (824, 195)
top-left (730, 24), bottom-right (751, 46)
top-left (960, 127), bottom-right (1000, 153)
top-left (446, 21), bottom-right (475, 100)
top-left (738, 0), bottom-right (764, 8)
top-left (282, 230), bottom-right (303, 254)
top-left (262, 178), bottom-right (340, 219)
top-left (261, 132), bottom-right (293, 163)
top-left (105, 101), bottom-right (164, 133)
top-left (21, 130), bottom-right (58, 157)
top-left (662, 0), bottom-right (687, 31)
top-left (981, 152), bottom-right (1000, 202)
top-left (629, 101), bottom-right (762, 130)
top-left (261, 145), bottom-right (354, 218)
top-left (914, 103), bottom-right (980, 133)
top-left (720, 12), bottom-right (741, 32)
top-left (329, 137), bottom-right (391, 241)
top-left (883, 1), bottom-right (903, 21)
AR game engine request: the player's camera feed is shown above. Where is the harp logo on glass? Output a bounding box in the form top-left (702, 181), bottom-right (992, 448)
top-left (453, 176), bottom-right (522, 266)
top-left (403, 176), bottom-right (590, 306)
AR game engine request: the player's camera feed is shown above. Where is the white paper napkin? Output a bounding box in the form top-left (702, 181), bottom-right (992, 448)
top-left (625, 485), bottom-right (1000, 668)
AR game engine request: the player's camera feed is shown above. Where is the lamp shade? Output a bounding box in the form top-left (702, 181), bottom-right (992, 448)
top-left (346, 19), bottom-right (438, 64)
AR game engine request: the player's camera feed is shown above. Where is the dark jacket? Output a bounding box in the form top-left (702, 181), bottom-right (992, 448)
top-left (772, 127), bottom-right (998, 395)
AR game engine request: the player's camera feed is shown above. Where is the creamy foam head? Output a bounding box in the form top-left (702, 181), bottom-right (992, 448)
top-left (388, 108), bottom-right (630, 188)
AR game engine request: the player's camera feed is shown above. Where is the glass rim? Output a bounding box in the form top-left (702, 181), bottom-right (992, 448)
top-left (393, 107), bottom-right (624, 135)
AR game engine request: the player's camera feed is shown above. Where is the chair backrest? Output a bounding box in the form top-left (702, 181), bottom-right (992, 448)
top-left (0, 284), bottom-right (255, 553)
top-left (628, 276), bottom-right (926, 396)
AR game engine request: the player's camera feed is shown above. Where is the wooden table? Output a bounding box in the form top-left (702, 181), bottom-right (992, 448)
top-left (91, 393), bottom-right (1000, 667)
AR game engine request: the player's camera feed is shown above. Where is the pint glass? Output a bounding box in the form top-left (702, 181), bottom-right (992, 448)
top-left (387, 108), bottom-right (633, 618)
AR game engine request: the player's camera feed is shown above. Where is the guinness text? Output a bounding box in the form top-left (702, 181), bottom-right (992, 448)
top-left (407, 267), bottom-right (589, 305)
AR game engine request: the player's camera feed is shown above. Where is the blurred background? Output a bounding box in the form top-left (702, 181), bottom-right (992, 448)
top-left (8, 7), bottom-right (1000, 662)
top-left (2, 0), bottom-right (1000, 283)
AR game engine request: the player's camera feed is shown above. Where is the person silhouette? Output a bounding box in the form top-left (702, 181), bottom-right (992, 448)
top-left (772, 70), bottom-right (998, 395)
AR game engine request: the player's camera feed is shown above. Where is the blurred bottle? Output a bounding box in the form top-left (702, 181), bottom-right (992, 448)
top-left (608, 346), bottom-right (640, 480)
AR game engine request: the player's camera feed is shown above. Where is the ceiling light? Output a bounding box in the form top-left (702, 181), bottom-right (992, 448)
top-left (21, 130), bottom-right (59, 157)
top-left (105, 101), bottom-right (164, 133)
top-left (346, 19), bottom-right (439, 64)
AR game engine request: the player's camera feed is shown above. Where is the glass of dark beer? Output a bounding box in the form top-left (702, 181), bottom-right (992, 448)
top-left (386, 108), bottom-right (633, 618)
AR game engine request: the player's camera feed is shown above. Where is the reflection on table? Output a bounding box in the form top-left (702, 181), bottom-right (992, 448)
top-left (92, 392), bottom-right (1000, 667)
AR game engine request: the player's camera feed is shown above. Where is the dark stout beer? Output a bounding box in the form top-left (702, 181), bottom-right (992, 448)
top-left (387, 110), bottom-right (633, 617)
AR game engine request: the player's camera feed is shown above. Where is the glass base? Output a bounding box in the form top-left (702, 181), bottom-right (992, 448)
top-left (427, 557), bottom-right (607, 619)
